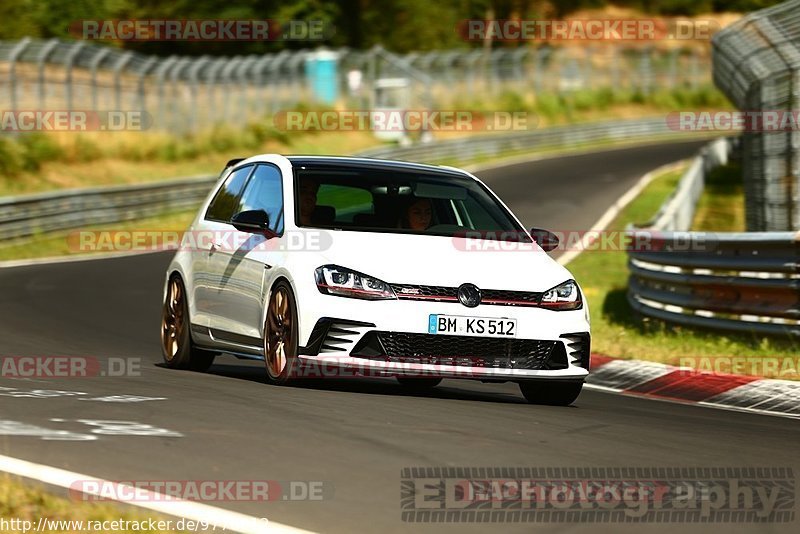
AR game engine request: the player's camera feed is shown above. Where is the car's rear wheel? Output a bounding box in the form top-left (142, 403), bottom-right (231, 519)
top-left (519, 381), bottom-right (582, 406)
top-left (396, 377), bottom-right (443, 391)
top-left (161, 276), bottom-right (215, 372)
top-left (264, 281), bottom-right (299, 385)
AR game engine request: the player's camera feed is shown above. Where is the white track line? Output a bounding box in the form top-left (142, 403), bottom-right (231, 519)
top-left (0, 249), bottom-right (166, 269)
top-left (556, 160), bottom-right (688, 266)
top-left (584, 383), bottom-right (800, 421)
top-left (0, 454), bottom-right (315, 534)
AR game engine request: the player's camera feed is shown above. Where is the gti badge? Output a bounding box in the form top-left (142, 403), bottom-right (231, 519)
top-left (457, 283), bottom-right (481, 308)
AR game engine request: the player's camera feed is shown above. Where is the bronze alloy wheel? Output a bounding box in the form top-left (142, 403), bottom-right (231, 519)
top-left (264, 282), bottom-right (298, 383)
top-left (161, 276), bottom-right (215, 371)
top-left (161, 277), bottom-right (185, 363)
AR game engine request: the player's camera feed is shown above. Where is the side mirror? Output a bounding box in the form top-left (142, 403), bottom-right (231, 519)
top-left (529, 227), bottom-right (560, 252)
top-left (231, 210), bottom-right (277, 238)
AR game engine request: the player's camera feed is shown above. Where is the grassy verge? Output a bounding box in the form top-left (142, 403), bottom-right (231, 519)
top-left (447, 85), bottom-right (730, 128)
top-left (0, 210), bottom-right (196, 262)
top-left (691, 160), bottom-right (746, 231)
top-left (0, 127), bottom-right (379, 197)
top-left (0, 476), bottom-right (181, 533)
top-left (567, 164), bottom-right (800, 379)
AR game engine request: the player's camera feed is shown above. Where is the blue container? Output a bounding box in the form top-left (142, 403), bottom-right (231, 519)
top-left (305, 50), bottom-right (339, 105)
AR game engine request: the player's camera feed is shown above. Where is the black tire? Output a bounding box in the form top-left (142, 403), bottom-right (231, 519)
top-left (264, 281), bottom-right (300, 385)
top-left (161, 276), bottom-right (215, 372)
top-left (396, 377), bottom-right (443, 391)
top-left (519, 381), bottom-right (583, 406)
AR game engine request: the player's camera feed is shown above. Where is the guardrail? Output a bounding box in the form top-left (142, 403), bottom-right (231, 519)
top-left (0, 117), bottom-right (692, 243)
top-left (630, 137), bottom-right (734, 232)
top-left (627, 138), bottom-right (800, 337)
top-left (0, 177), bottom-right (217, 242)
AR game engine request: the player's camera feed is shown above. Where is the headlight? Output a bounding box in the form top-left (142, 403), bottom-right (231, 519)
top-left (539, 280), bottom-right (582, 311)
top-left (315, 265), bottom-right (397, 300)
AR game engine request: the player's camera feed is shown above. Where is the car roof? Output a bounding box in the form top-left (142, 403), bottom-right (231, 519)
top-left (285, 155), bottom-right (470, 178)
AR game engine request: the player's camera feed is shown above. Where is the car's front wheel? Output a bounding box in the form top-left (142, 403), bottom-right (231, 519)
top-left (518, 381), bottom-right (583, 406)
top-left (264, 281), bottom-right (300, 385)
top-left (161, 276), bottom-right (215, 372)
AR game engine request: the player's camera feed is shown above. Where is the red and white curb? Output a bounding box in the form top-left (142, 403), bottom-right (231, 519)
top-left (587, 355), bottom-right (800, 420)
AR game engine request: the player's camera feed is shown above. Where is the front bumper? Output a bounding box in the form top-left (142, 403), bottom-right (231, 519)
top-left (295, 292), bottom-right (591, 381)
top-left (297, 353), bottom-right (589, 381)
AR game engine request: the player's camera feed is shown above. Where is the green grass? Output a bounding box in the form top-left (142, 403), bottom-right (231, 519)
top-left (449, 85), bottom-right (732, 125)
top-left (692, 161), bottom-right (746, 231)
top-left (567, 165), bottom-right (800, 378)
top-left (0, 475), bottom-right (182, 533)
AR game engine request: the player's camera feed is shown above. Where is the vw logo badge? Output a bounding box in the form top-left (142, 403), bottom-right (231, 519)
top-left (457, 283), bottom-right (481, 308)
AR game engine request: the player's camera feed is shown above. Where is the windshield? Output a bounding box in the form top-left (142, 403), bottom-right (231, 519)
top-left (293, 164), bottom-right (530, 241)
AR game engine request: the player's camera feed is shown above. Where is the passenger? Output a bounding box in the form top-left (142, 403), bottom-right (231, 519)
top-left (401, 197), bottom-right (433, 231)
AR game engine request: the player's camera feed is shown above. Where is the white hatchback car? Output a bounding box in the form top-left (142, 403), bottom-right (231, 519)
top-left (161, 155), bottom-right (591, 405)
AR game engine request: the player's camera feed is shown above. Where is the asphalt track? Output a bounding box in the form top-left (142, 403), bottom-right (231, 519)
top-left (2, 139), bottom-right (798, 534)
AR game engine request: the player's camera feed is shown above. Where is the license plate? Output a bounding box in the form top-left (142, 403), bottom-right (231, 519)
top-left (428, 314), bottom-right (517, 338)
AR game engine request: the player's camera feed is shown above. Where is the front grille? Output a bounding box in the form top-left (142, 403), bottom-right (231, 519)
top-left (389, 284), bottom-right (543, 307)
top-left (482, 289), bottom-right (543, 305)
top-left (352, 331), bottom-right (561, 370)
top-left (390, 284), bottom-right (458, 301)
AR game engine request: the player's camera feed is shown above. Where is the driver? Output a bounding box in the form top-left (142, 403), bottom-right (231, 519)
top-left (298, 178), bottom-right (320, 226)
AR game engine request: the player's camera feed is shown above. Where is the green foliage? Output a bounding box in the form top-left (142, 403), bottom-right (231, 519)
top-left (71, 136), bottom-right (103, 162)
top-left (16, 133), bottom-right (64, 170)
top-left (0, 137), bottom-right (24, 176)
top-left (0, 0), bottom-right (785, 54)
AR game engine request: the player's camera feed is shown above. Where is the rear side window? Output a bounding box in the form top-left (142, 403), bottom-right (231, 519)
top-left (206, 165), bottom-right (253, 222)
top-left (238, 164), bottom-right (285, 234)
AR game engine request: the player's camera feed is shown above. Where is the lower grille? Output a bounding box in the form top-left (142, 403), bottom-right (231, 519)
top-left (352, 331), bottom-right (561, 370)
top-left (561, 332), bottom-right (591, 369)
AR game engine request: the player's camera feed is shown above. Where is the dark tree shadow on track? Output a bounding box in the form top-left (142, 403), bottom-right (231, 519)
top-left (200, 360), bottom-right (537, 405)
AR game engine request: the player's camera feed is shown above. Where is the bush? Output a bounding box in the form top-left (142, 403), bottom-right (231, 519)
top-left (17, 133), bottom-right (64, 170)
top-left (69, 136), bottom-right (102, 163)
top-left (0, 136), bottom-right (24, 176)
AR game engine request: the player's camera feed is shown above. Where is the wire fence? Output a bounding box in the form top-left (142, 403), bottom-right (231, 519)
top-left (0, 38), bottom-right (711, 135)
top-left (712, 0), bottom-right (800, 231)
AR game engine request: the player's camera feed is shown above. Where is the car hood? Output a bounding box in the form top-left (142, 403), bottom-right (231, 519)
top-left (313, 230), bottom-right (573, 292)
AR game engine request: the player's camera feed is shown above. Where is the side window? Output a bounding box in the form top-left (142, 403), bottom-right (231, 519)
top-left (205, 165), bottom-right (253, 222)
top-left (238, 164), bottom-right (285, 234)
